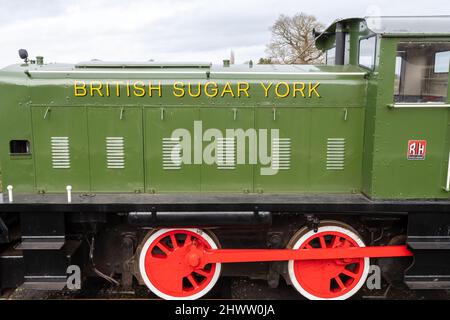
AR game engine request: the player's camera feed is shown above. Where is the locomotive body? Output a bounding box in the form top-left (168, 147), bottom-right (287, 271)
top-left (0, 63), bottom-right (367, 195)
top-left (0, 16), bottom-right (450, 300)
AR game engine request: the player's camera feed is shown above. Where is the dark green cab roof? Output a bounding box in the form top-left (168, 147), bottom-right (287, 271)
top-left (315, 16), bottom-right (450, 50)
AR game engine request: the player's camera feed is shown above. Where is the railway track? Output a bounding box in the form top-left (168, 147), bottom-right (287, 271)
top-left (2, 278), bottom-right (450, 300)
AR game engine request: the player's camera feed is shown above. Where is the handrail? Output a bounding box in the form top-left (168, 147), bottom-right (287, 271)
top-left (388, 103), bottom-right (450, 108)
top-left (444, 151), bottom-right (450, 192)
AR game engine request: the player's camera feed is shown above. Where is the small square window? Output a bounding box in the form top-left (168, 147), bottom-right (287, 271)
top-left (10, 140), bottom-right (30, 155)
top-left (435, 51), bottom-right (450, 73)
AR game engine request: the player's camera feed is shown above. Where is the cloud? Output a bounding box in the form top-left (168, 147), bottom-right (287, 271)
top-left (0, 0), bottom-right (449, 67)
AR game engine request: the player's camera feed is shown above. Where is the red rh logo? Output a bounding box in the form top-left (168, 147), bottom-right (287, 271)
top-left (407, 140), bottom-right (427, 160)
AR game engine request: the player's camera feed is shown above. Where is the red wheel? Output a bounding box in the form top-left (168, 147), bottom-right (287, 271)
top-left (139, 228), bottom-right (221, 300)
top-left (288, 222), bottom-right (370, 300)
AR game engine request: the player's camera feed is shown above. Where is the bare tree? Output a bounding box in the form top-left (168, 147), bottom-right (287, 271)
top-left (266, 13), bottom-right (325, 64)
top-left (257, 58), bottom-right (273, 65)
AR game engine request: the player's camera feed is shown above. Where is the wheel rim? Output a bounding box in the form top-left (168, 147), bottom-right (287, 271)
top-left (139, 228), bottom-right (221, 300)
top-left (288, 225), bottom-right (370, 300)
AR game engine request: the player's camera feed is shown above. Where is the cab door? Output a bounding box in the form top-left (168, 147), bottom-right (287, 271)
top-left (200, 107), bottom-right (254, 192)
top-left (442, 63), bottom-right (450, 192)
top-left (145, 107), bottom-right (200, 192)
top-left (87, 107), bottom-right (144, 192)
top-left (254, 107), bottom-right (310, 192)
top-left (32, 106), bottom-right (90, 192)
top-left (309, 108), bottom-right (364, 192)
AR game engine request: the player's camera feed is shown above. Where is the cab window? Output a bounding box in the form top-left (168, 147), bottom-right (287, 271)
top-left (326, 47), bottom-right (335, 65)
top-left (394, 42), bottom-right (450, 103)
top-left (326, 34), bottom-right (350, 66)
top-left (359, 36), bottom-right (376, 69)
top-left (435, 51), bottom-right (450, 73)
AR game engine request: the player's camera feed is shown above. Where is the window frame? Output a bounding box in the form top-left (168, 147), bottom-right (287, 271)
top-left (394, 53), bottom-right (406, 97)
top-left (358, 35), bottom-right (377, 71)
top-left (391, 40), bottom-right (450, 107)
top-left (434, 50), bottom-right (450, 74)
top-left (325, 47), bottom-right (336, 66)
top-left (9, 140), bottom-right (32, 159)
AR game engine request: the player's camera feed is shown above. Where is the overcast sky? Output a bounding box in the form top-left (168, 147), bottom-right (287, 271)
top-left (0, 0), bottom-right (449, 67)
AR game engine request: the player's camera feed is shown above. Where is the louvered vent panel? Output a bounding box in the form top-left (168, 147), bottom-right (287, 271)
top-left (217, 137), bottom-right (236, 170)
top-left (326, 138), bottom-right (345, 170)
top-left (106, 137), bottom-right (125, 169)
top-left (162, 137), bottom-right (182, 170)
top-left (51, 137), bottom-right (70, 169)
top-left (272, 138), bottom-right (291, 170)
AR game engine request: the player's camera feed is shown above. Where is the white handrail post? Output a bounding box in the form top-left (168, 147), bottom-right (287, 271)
top-left (7, 185), bottom-right (13, 203)
top-left (446, 152), bottom-right (450, 192)
top-left (66, 185), bottom-right (72, 203)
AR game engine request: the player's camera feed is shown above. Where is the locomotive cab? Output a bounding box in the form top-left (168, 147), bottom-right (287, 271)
top-left (317, 16), bottom-right (450, 198)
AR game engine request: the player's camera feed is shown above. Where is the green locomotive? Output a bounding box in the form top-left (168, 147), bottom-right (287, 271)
top-left (0, 16), bottom-right (450, 300)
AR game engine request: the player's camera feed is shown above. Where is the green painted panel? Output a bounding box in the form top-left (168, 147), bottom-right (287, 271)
top-left (199, 107), bottom-right (253, 192)
top-left (32, 106), bottom-right (90, 192)
top-left (309, 108), bottom-right (364, 192)
top-left (88, 107), bottom-right (144, 192)
top-left (0, 83), bottom-right (35, 192)
top-left (372, 108), bottom-right (448, 198)
top-left (254, 108), bottom-right (310, 192)
top-left (368, 37), bottom-right (450, 199)
top-left (145, 107), bottom-right (200, 192)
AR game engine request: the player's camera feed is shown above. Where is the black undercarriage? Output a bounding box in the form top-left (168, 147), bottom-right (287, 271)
top-left (1, 192), bottom-right (450, 298)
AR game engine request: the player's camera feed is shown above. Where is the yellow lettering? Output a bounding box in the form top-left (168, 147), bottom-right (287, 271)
top-left (260, 82), bottom-right (272, 97)
top-left (188, 83), bottom-right (201, 98)
top-left (205, 82), bottom-right (218, 98)
top-left (237, 82), bottom-right (249, 98)
top-left (308, 82), bottom-right (321, 98)
top-left (133, 81), bottom-right (146, 97)
top-left (105, 82), bottom-right (110, 97)
top-left (220, 82), bottom-right (235, 97)
top-left (293, 82), bottom-right (306, 98)
top-left (126, 82), bottom-right (131, 97)
top-left (90, 81), bottom-right (103, 97)
top-left (173, 82), bottom-right (185, 98)
top-left (74, 81), bottom-right (87, 97)
top-left (275, 82), bottom-right (290, 98)
top-left (114, 81), bottom-right (123, 97)
top-left (149, 82), bottom-right (162, 97)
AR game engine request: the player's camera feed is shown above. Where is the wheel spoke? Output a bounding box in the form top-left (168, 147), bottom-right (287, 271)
top-left (187, 274), bottom-right (199, 289)
top-left (170, 234), bottom-right (178, 248)
top-left (319, 236), bottom-right (327, 248)
top-left (194, 269), bottom-right (210, 278)
top-left (156, 242), bottom-right (171, 255)
top-left (341, 238), bottom-right (352, 248)
top-left (341, 269), bottom-right (358, 279)
top-left (331, 236), bottom-right (341, 248)
top-left (184, 234), bottom-right (192, 246)
top-left (334, 276), bottom-right (346, 291)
